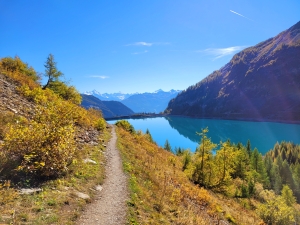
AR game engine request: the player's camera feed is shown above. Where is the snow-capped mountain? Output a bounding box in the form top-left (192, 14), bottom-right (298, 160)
top-left (84, 89), bottom-right (181, 113)
top-left (84, 90), bottom-right (134, 101)
top-left (121, 89), bottom-right (181, 113)
top-left (81, 94), bottom-right (134, 118)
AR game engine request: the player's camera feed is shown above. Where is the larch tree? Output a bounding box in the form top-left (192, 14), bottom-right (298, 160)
top-left (214, 141), bottom-right (236, 187)
top-left (246, 139), bottom-right (251, 156)
top-left (281, 185), bottom-right (296, 206)
top-left (192, 128), bottom-right (217, 187)
top-left (43, 54), bottom-right (63, 90)
top-left (42, 54), bottom-right (81, 104)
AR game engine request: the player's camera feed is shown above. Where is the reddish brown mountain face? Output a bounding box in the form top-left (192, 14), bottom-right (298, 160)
top-left (166, 21), bottom-right (300, 122)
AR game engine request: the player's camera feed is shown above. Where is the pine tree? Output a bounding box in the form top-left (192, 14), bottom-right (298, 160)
top-left (251, 148), bottom-right (260, 172)
top-left (232, 146), bottom-right (249, 179)
top-left (236, 142), bottom-right (243, 150)
top-left (270, 164), bottom-right (282, 194)
top-left (182, 150), bottom-right (192, 171)
top-left (281, 160), bottom-right (297, 194)
top-left (146, 128), bottom-right (154, 143)
top-left (264, 154), bottom-right (273, 179)
top-left (164, 139), bottom-right (172, 152)
top-left (251, 148), bottom-right (269, 187)
top-left (246, 139), bottom-right (251, 156)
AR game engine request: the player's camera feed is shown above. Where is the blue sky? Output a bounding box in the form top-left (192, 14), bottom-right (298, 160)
top-left (1, 1), bottom-right (299, 93)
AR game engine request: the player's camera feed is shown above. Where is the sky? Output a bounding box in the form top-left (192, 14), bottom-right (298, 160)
top-left (1, 1), bottom-right (299, 94)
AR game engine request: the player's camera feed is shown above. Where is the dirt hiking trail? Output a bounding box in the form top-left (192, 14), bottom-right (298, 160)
top-left (76, 125), bottom-right (128, 225)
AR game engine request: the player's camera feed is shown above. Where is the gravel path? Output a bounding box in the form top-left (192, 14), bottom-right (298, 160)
top-left (76, 126), bottom-right (128, 225)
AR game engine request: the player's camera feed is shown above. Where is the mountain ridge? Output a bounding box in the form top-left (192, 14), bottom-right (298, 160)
top-left (121, 89), bottom-right (181, 113)
top-left (165, 21), bottom-right (300, 122)
top-left (81, 94), bottom-right (134, 118)
top-left (85, 89), bottom-right (181, 113)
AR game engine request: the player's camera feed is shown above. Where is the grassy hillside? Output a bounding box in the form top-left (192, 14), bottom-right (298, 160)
top-left (0, 56), bottom-right (109, 224)
top-left (115, 122), bottom-right (264, 225)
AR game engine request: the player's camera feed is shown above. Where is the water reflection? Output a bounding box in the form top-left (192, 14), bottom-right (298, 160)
top-left (165, 116), bottom-right (300, 154)
top-left (108, 116), bottom-right (300, 154)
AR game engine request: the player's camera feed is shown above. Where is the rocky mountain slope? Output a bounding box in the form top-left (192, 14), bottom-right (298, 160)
top-left (81, 94), bottom-right (134, 118)
top-left (166, 21), bottom-right (300, 122)
top-left (0, 74), bottom-right (100, 146)
top-left (0, 74), bottom-right (35, 118)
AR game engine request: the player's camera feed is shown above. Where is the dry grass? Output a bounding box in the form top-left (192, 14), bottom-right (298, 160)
top-left (116, 127), bottom-right (262, 225)
top-left (0, 127), bottom-right (111, 225)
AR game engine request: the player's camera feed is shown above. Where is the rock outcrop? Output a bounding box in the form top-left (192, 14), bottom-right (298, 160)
top-left (0, 74), bottom-right (35, 118)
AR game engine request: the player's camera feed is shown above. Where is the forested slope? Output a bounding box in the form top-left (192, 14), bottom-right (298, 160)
top-left (116, 120), bottom-right (300, 224)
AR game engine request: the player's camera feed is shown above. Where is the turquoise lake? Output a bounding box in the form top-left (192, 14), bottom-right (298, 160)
top-left (108, 116), bottom-right (300, 154)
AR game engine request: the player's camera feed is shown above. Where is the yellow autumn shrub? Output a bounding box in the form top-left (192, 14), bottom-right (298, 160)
top-left (1, 68), bottom-right (106, 177)
top-left (2, 99), bottom-right (76, 177)
top-left (3, 121), bottom-right (75, 176)
top-left (0, 56), bottom-right (40, 89)
top-left (95, 118), bottom-right (106, 131)
top-left (19, 86), bottom-right (104, 129)
top-left (0, 181), bottom-right (19, 206)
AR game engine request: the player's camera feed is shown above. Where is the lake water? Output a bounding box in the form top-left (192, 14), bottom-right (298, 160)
top-left (108, 116), bottom-right (300, 154)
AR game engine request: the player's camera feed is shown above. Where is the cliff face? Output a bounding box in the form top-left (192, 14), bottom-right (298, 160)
top-left (166, 21), bottom-right (300, 122)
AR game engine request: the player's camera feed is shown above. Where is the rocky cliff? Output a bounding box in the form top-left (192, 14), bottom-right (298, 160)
top-left (165, 21), bottom-right (300, 122)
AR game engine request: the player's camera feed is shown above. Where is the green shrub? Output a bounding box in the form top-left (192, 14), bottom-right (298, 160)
top-left (95, 118), bottom-right (106, 131)
top-left (115, 120), bottom-right (135, 134)
top-left (47, 81), bottom-right (82, 104)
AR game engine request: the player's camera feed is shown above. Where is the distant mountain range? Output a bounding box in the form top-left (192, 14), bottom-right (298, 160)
top-left (84, 90), bottom-right (134, 101)
top-left (122, 89), bottom-right (181, 113)
top-left (85, 89), bottom-right (181, 113)
top-left (81, 94), bottom-right (134, 118)
top-left (165, 21), bottom-right (300, 123)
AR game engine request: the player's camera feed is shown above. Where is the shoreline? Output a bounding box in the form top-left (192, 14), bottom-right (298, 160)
top-left (105, 113), bottom-right (300, 125)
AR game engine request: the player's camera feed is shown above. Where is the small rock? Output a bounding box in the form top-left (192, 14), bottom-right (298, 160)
top-left (95, 185), bottom-right (103, 191)
top-left (74, 191), bottom-right (90, 200)
top-left (20, 188), bottom-right (42, 195)
top-left (83, 158), bottom-right (97, 164)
